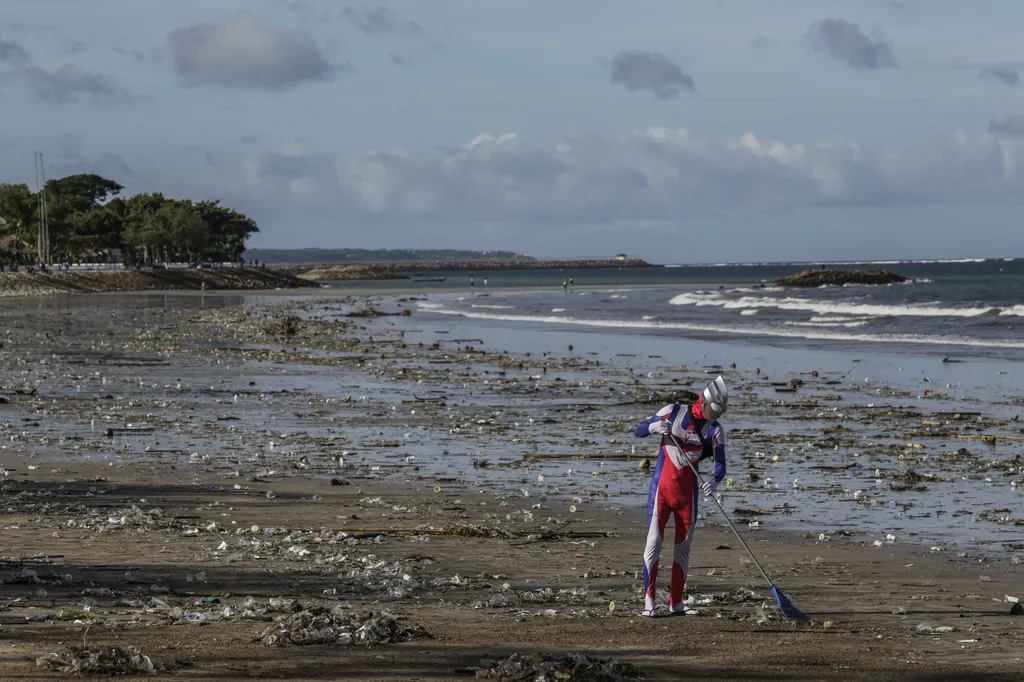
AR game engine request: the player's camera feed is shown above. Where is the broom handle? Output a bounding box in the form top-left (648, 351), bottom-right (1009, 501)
top-left (669, 433), bottom-right (774, 588)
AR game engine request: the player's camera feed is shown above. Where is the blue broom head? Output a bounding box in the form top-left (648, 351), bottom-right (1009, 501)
top-left (771, 585), bottom-right (810, 623)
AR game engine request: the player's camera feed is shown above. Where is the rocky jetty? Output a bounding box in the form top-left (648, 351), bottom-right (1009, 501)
top-left (276, 257), bottom-right (651, 275)
top-left (776, 268), bottom-right (907, 287)
top-left (400, 257), bottom-right (651, 271)
top-left (297, 265), bottom-right (407, 281)
top-left (0, 268), bottom-right (310, 297)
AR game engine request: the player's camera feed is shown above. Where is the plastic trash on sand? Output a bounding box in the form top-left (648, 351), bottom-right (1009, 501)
top-left (257, 607), bottom-right (429, 647)
top-left (36, 646), bottom-right (164, 675)
top-left (473, 653), bottom-right (643, 681)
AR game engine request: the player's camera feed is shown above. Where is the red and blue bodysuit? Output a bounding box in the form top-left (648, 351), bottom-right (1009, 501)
top-left (635, 401), bottom-right (726, 613)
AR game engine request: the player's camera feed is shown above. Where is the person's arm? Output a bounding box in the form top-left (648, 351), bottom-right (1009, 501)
top-left (634, 404), bottom-right (674, 438)
top-left (712, 424), bottom-right (726, 484)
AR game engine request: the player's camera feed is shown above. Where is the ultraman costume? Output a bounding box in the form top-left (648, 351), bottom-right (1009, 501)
top-left (634, 376), bottom-right (728, 616)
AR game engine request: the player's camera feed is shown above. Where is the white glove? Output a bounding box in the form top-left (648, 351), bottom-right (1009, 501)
top-left (648, 420), bottom-right (672, 436)
top-left (701, 480), bottom-right (718, 496)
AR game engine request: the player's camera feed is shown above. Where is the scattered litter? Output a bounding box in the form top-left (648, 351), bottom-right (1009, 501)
top-left (258, 607), bottom-right (429, 646)
top-left (473, 652), bottom-right (643, 681)
top-left (36, 646), bottom-right (164, 675)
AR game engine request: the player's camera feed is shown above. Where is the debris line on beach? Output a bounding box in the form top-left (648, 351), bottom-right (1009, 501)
top-left (257, 607), bottom-right (430, 646)
top-left (473, 652), bottom-right (644, 681)
top-left (36, 645), bottom-right (165, 675)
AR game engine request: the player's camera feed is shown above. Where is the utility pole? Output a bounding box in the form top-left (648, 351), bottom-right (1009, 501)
top-left (33, 152), bottom-right (50, 265)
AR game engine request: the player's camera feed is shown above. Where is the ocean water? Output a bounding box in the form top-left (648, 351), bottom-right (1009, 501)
top-left (326, 256), bottom-right (1023, 290)
top-left (408, 258), bottom-right (1024, 360)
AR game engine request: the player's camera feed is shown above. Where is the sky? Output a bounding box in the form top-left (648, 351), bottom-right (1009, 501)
top-left (2, 0), bottom-right (1024, 263)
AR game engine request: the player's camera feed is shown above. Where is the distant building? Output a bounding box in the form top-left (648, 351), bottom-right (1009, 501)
top-left (615, 253), bottom-right (629, 261)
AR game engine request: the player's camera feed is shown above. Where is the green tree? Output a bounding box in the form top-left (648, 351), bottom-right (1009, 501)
top-left (166, 202), bottom-right (209, 262)
top-left (45, 174), bottom-right (123, 210)
top-left (0, 183), bottom-right (37, 259)
top-left (120, 193), bottom-right (168, 265)
top-left (41, 174), bottom-right (124, 261)
top-left (195, 201), bottom-right (259, 262)
top-left (1, 173), bottom-right (260, 266)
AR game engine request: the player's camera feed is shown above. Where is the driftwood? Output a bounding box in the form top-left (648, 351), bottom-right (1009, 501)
top-left (522, 453), bottom-right (651, 461)
top-left (610, 390), bottom-right (699, 407)
top-left (322, 523), bottom-right (610, 542)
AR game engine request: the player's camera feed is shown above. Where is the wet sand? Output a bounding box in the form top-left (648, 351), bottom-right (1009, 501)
top-left (0, 292), bottom-right (1021, 680)
top-left (0, 269), bottom-right (308, 297)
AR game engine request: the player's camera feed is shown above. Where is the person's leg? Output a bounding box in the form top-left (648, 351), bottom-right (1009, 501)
top-left (669, 467), bottom-right (697, 612)
top-left (642, 493), bottom-right (671, 615)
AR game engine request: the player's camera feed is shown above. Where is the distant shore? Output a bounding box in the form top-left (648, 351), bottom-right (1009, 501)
top-left (274, 257), bottom-right (652, 275)
top-left (0, 268), bottom-right (309, 297)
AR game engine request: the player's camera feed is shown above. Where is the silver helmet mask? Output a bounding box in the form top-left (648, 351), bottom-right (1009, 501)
top-left (700, 375), bottom-right (728, 421)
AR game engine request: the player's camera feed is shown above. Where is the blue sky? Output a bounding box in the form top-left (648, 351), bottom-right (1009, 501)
top-left (2, 0), bottom-right (1024, 262)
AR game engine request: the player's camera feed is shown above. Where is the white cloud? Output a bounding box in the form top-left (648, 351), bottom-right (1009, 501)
top-left (168, 12), bottom-right (337, 90)
top-left (40, 126), bottom-right (1024, 239)
top-left (206, 127), bottom-right (1024, 221)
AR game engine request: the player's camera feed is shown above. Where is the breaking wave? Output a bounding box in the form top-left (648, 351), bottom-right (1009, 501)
top-left (669, 292), bottom-right (999, 318)
top-left (416, 303), bottom-right (1024, 350)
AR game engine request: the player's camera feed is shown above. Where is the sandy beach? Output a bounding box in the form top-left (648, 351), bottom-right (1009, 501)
top-left (0, 290), bottom-right (1021, 681)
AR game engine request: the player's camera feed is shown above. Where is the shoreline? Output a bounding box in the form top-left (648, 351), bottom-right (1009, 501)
top-left (0, 280), bottom-right (727, 301)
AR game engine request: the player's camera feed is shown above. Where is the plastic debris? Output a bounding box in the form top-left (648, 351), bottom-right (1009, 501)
top-left (36, 645), bottom-right (164, 675)
top-left (474, 652), bottom-right (643, 681)
top-left (258, 607), bottom-right (429, 646)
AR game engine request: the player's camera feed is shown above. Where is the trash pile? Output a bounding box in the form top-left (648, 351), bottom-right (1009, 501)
top-left (36, 645), bottom-right (164, 675)
top-left (257, 606), bottom-right (430, 647)
top-left (478, 586), bottom-right (608, 609)
top-left (2, 567), bottom-right (74, 586)
top-left (691, 587), bottom-right (764, 607)
top-left (61, 505), bottom-right (183, 534)
top-left (474, 652), bottom-right (643, 681)
top-left (214, 531), bottom-right (424, 599)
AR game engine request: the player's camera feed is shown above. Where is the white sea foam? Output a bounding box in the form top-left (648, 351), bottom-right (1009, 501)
top-left (997, 305), bottom-right (1024, 317)
top-left (739, 309), bottom-right (758, 316)
top-left (415, 303), bottom-right (1024, 350)
top-left (784, 320), bottom-right (870, 328)
top-left (808, 315), bottom-right (875, 323)
top-left (471, 304), bottom-right (514, 309)
top-left (551, 307), bottom-right (566, 313)
top-left (669, 291), bottom-right (996, 318)
top-left (731, 286), bottom-right (783, 293)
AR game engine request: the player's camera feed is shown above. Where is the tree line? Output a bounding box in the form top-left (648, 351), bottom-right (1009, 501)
top-left (0, 173), bottom-right (259, 266)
